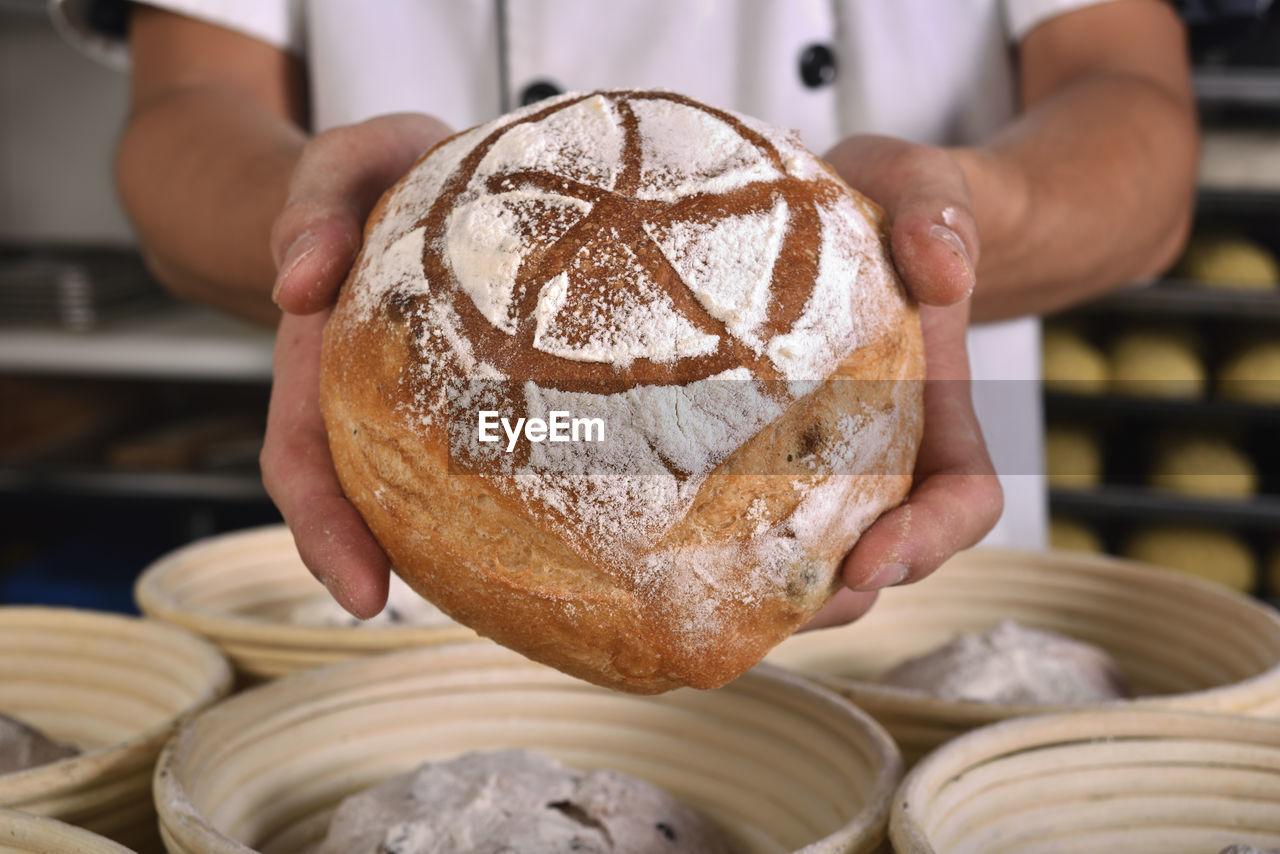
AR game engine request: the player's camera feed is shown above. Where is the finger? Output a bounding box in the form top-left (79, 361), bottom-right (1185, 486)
top-left (270, 113), bottom-right (454, 314)
top-left (840, 469), bottom-right (1002, 592)
top-left (260, 311), bottom-right (391, 618)
top-left (840, 382), bottom-right (1003, 591)
top-left (889, 177), bottom-right (979, 308)
top-left (825, 135), bottom-right (978, 306)
top-left (799, 588), bottom-right (879, 632)
top-left (841, 303), bottom-right (1003, 591)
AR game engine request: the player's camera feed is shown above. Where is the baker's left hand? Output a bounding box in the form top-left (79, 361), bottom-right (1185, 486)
top-left (804, 135), bottom-right (1004, 630)
top-left (261, 114), bottom-right (455, 619)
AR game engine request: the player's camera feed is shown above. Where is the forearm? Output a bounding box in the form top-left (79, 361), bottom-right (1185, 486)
top-left (116, 85), bottom-right (305, 325)
top-left (956, 71), bottom-right (1197, 323)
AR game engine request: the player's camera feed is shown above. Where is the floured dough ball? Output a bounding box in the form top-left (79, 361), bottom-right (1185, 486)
top-left (1109, 329), bottom-right (1205, 399)
top-left (879, 620), bottom-right (1131, 705)
top-left (1045, 425), bottom-right (1103, 490)
top-left (315, 749), bottom-right (740, 854)
top-left (321, 89), bottom-right (924, 692)
top-left (1148, 434), bottom-right (1257, 499)
top-left (0, 713), bottom-right (79, 775)
top-left (1042, 326), bottom-right (1109, 394)
top-left (1176, 232), bottom-right (1280, 291)
top-left (1123, 525), bottom-right (1256, 592)
top-left (290, 572), bottom-right (456, 628)
top-left (1049, 517), bottom-right (1103, 553)
top-left (1218, 846), bottom-right (1280, 854)
top-left (1218, 340), bottom-right (1280, 404)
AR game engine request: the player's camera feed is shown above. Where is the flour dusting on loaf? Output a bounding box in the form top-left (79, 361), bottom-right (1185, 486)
top-left (322, 89), bottom-right (924, 692)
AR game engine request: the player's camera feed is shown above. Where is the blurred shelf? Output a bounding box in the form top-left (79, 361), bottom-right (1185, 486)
top-left (1195, 68), bottom-right (1280, 107)
top-left (1195, 188), bottom-right (1280, 214)
top-left (0, 466), bottom-right (268, 502)
top-left (1199, 129), bottom-right (1280, 196)
top-left (1063, 278), bottom-right (1280, 320)
top-left (0, 0), bottom-right (46, 14)
top-left (1050, 486), bottom-right (1280, 530)
top-left (1045, 391), bottom-right (1280, 424)
top-left (0, 303), bottom-right (275, 381)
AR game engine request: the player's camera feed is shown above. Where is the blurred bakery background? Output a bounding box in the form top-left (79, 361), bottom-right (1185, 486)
top-left (1043, 2), bottom-right (1280, 602)
top-left (0, 0), bottom-right (1277, 613)
top-left (0, 0), bottom-right (279, 613)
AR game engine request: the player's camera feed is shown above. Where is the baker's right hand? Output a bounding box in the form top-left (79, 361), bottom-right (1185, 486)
top-left (260, 114), bottom-right (455, 619)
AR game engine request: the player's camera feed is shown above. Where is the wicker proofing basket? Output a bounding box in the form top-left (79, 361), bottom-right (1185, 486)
top-left (765, 547), bottom-right (1280, 765)
top-left (0, 607), bottom-right (232, 854)
top-left (0, 807), bottom-right (137, 854)
top-left (133, 525), bottom-right (479, 682)
top-left (891, 708), bottom-right (1280, 854)
top-left (154, 641), bottom-right (902, 854)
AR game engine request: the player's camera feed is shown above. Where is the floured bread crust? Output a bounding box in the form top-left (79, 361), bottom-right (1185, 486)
top-left (322, 89), bottom-right (924, 692)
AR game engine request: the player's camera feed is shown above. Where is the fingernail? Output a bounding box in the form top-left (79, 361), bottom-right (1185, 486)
top-left (854, 562), bottom-right (909, 592)
top-left (929, 223), bottom-right (976, 295)
top-left (272, 232), bottom-right (317, 304)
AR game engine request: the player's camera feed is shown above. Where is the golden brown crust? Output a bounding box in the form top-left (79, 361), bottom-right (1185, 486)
top-left (321, 90), bottom-right (924, 693)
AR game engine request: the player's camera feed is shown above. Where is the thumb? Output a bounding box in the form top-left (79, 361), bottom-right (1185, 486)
top-left (824, 135), bottom-right (978, 307)
top-left (270, 113), bottom-right (454, 315)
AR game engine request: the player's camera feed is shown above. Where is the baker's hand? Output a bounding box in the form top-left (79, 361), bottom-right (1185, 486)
top-left (260, 114), bottom-right (454, 619)
top-left (805, 135), bottom-right (1004, 630)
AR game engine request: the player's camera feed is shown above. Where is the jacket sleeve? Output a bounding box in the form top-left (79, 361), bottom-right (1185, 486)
top-left (48, 0), bottom-right (304, 69)
top-left (1002, 0), bottom-right (1128, 41)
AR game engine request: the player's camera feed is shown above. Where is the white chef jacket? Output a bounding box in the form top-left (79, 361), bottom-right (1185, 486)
top-left (53, 0), bottom-right (1123, 549)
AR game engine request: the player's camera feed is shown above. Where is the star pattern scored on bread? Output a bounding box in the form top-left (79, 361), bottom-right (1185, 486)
top-left (416, 90), bottom-right (850, 395)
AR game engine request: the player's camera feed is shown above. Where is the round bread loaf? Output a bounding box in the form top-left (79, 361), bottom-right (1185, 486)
top-left (321, 89), bottom-right (924, 693)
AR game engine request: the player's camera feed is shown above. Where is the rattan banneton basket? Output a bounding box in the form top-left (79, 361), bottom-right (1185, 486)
top-left (154, 642), bottom-right (902, 854)
top-left (0, 807), bottom-right (137, 854)
top-left (766, 547), bottom-right (1280, 765)
top-left (133, 525), bottom-right (479, 681)
top-left (891, 709), bottom-right (1280, 853)
top-left (0, 607), bottom-right (232, 854)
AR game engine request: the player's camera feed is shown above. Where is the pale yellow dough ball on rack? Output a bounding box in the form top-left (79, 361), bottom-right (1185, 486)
top-left (1042, 325), bottom-right (1109, 394)
top-left (1123, 525), bottom-right (1256, 592)
top-left (1218, 339), bottom-right (1280, 404)
top-left (1049, 516), bottom-right (1104, 553)
top-left (1266, 544), bottom-right (1280, 601)
top-left (1109, 328), bottom-right (1206, 399)
top-left (1148, 434), bottom-right (1258, 499)
top-left (1045, 425), bottom-right (1104, 490)
top-left (1176, 232), bottom-right (1280, 291)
